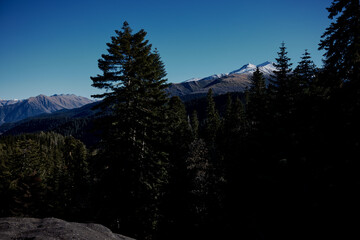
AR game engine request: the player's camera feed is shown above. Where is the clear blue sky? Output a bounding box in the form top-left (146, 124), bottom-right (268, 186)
top-left (0, 0), bottom-right (332, 100)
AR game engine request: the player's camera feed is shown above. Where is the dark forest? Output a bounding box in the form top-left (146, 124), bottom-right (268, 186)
top-left (1, 1), bottom-right (360, 239)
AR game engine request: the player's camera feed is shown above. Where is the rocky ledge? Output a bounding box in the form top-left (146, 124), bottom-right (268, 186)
top-left (0, 217), bottom-right (134, 240)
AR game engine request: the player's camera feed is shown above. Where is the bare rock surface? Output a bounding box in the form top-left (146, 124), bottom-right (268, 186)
top-left (0, 217), bottom-right (135, 240)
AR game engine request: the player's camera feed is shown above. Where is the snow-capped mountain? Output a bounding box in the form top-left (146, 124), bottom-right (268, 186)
top-left (230, 61), bottom-right (276, 75)
top-left (256, 61), bottom-right (277, 75)
top-left (229, 63), bottom-right (258, 75)
top-left (184, 73), bottom-right (229, 83)
top-left (184, 61), bottom-right (275, 84)
top-left (167, 61), bottom-right (276, 100)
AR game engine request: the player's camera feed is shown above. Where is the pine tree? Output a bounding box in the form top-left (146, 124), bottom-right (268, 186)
top-left (220, 95), bottom-right (247, 166)
top-left (294, 49), bottom-right (318, 90)
top-left (223, 95), bottom-right (246, 136)
top-left (185, 138), bottom-right (211, 236)
top-left (199, 89), bottom-right (224, 234)
top-left (167, 96), bottom-right (192, 145)
top-left (190, 110), bottom-right (199, 139)
top-left (248, 67), bottom-right (267, 127)
top-left (270, 42), bottom-right (293, 94)
top-left (269, 42), bottom-right (294, 116)
top-left (287, 49), bottom-right (319, 102)
top-left (62, 136), bottom-right (89, 216)
top-left (219, 94), bottom-right (234, 155)
top-left (158, 96), bottom-right (193, 239)
top-left (319, 0), bottom-right (360, 85)
top-left (251, 67), bottom-right (267, 96)
top-left (203, 89), bottom-right (220, 145)
top-left (231, 97), bottom-right (247, 134)
top-left (0, 156), bottom-right (12, 217)
top-left (90, 22), bottom-right (169, 239)
top-left (222, 94), bottom-right (233, 136)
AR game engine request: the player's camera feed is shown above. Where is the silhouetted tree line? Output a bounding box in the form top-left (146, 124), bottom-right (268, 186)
top-left (0, 0), bottom-right (359, 239)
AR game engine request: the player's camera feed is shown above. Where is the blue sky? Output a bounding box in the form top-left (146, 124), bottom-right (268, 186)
top-left (0, 0), bottom-right (332, 100)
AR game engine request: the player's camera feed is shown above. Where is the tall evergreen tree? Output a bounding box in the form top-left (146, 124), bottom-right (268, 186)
top-left (158, 96), bottom-right (193, 239)
top-left (90, 22), bottom-right (169, 239)
top-left (220, 95), bottom-right (247, 172)
top-left (319, 0), bottom-right (360, 84)
top-left (269, 42), bottom-right (294, 116)
top-left (232, 97), bottom-right (247, 134)
top-left (251, 67), bottom-right (267, 96)
top-left (190, 110), bottom-right (199, 139)
top-left (294, 49), bottom-right (318, 90)
top-left (185, 138), bottom-right (212, 237)
top-left (248, 67), bottom-right (267, 127)
top-left (200, 89), bottom-right (224, 235)
top-left (222, 94), bottom-right (233, 136)
top-left (203, 89), bottom-right (220, 145)
top-left (288, 49), bottom-right (320, 102)
top-left (270, 42), bottom-right (293, 94)
top-left (223, 96), bottom-right (246, 137)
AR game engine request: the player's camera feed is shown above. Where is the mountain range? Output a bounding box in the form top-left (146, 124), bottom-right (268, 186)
top-left (0, 61), bottom-right (276, 127)
top-left (166, 61), bottom-right (276, 100)
top-left (0, 94), bottom-right (93, 125)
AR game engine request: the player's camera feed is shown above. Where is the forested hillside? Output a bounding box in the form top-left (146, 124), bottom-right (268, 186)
top-left (0, 102), bottom-right (102, 146)
top-left (0, 1), bottom-right (359, 239)
top-left (0, 132), bottom-right (89, 220)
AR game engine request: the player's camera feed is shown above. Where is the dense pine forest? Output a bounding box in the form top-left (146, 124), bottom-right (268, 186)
top-left (1, 0), bottom-right (360, 239)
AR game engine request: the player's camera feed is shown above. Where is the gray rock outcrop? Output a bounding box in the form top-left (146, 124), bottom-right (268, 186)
top-left (0, 217), bottom-right (134, 240)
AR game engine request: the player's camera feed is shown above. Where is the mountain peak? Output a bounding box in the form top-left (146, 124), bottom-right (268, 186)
top-left (230, 61), bottom-right (276, 75)
top-left (230, 63), bottom-right (257, 75)
top-left (167, 61), bottom-right (278, 100)
top-left (179, 61), bottom-right (276, 85)
top-left (255, 61), bottom-right (276, 75)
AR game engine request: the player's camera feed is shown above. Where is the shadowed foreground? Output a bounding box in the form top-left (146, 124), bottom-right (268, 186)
top-left (0, 217), bottom-right (134, 240)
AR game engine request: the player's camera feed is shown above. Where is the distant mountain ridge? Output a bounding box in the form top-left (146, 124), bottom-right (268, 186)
top-left (0, 94), bottom-right (93, 125)
top-left (166, 61), bottom-right (276, 100)
top-left (0, 99), bottom-right (20, 107)
top-left (0, 62), bottom-right (274, 124)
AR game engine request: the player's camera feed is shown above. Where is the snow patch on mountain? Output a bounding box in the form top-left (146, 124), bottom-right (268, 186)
top-left (255, 61), bottom-right (277, 75)
top-left (183, 61), bottom-right (276, 84)
top-left (0, 99), bottom-right (21, 107)
top-left (184, 73), bottom-right (229, 83)
top-left (185, 78), bottom-right (202, 82)
top-left (229, 63), bottom-right (258, 75)
top-left (230, 61), bottom-right (276, 75)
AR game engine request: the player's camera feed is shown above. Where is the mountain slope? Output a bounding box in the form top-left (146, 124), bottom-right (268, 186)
top-left (0, 101), bottom-right (101, 146)
top-left (166, 61), bottom-right (276, 100)
top-left (0, 99), bottom-right (20, 107)
top-left (0, 94), bottom-right (93, 125)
